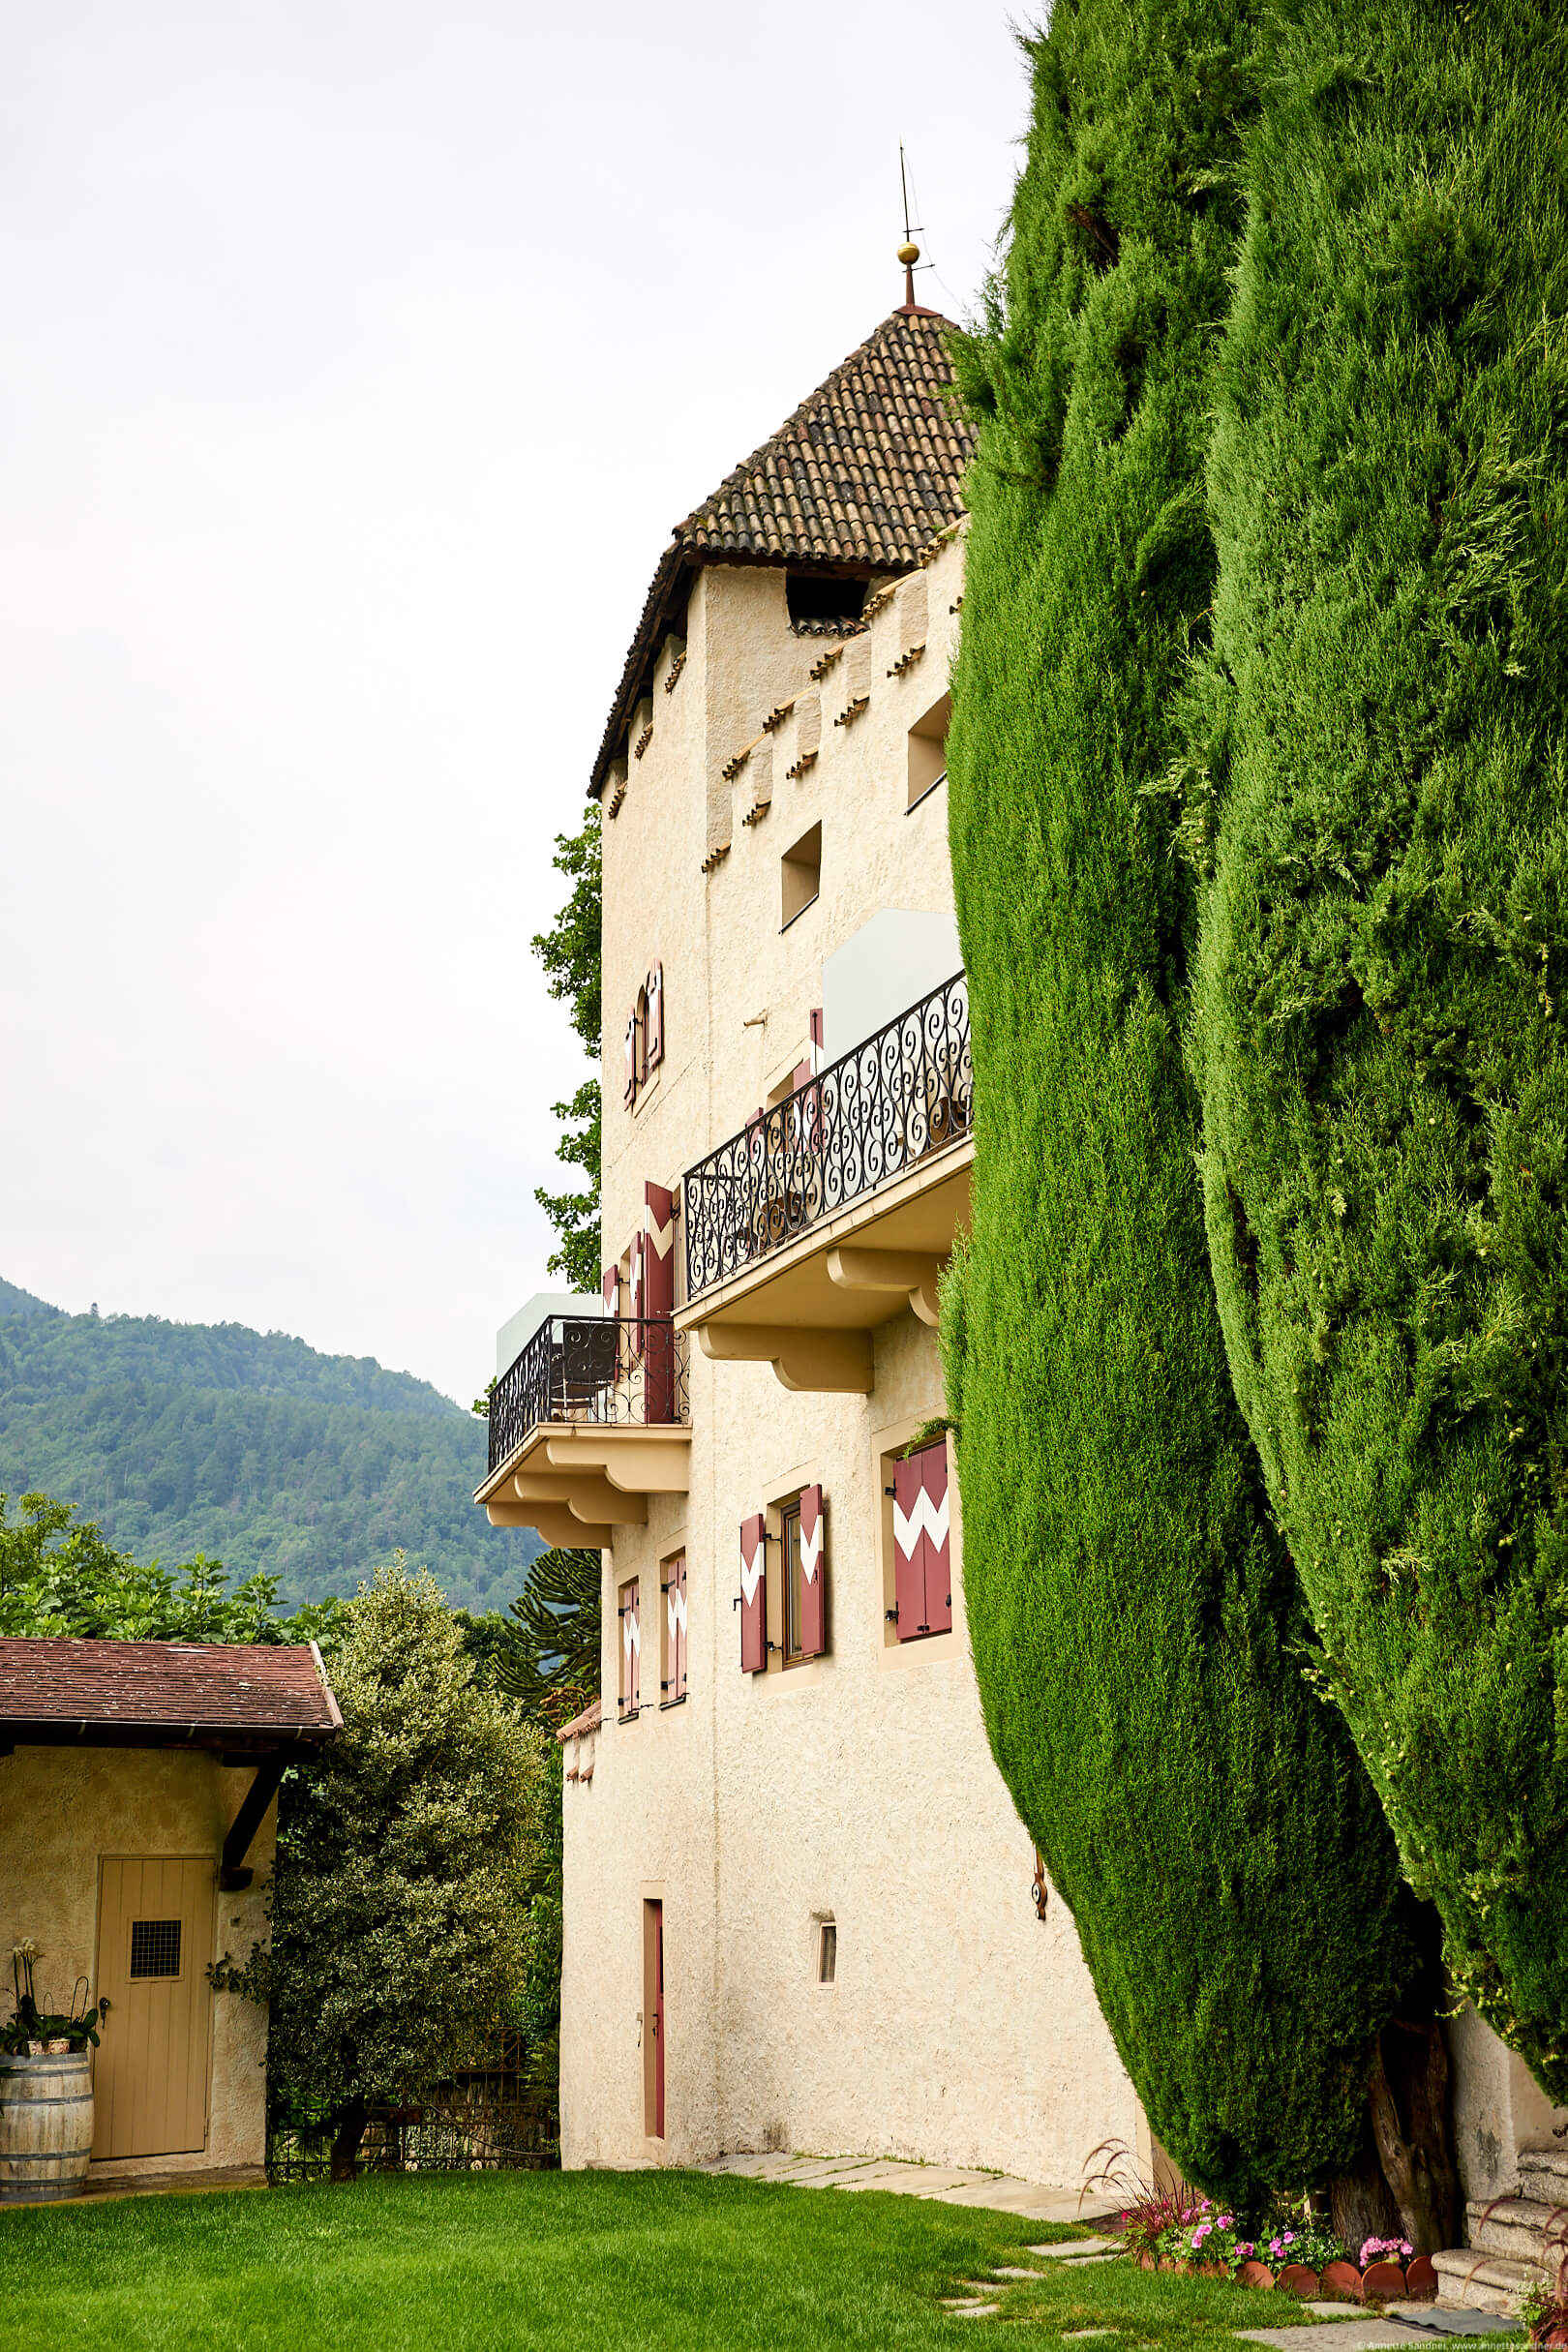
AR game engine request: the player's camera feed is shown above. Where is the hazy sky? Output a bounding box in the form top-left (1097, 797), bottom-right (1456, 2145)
top-left (1, 1), bottom-right (1029, 1405)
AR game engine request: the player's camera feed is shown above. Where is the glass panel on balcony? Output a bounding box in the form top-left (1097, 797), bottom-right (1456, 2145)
top-left (682, 971), bottom-right (971, 1303)
top-left (488, 1314), bottom-right (688, 1476)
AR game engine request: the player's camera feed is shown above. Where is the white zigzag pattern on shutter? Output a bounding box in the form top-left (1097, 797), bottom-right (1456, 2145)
top-left (799, 1514), bottom-right (824, 1583)
top-left (739, 1541), bottom-right (765, 1606)
top-left (893, 1485), bottom-right (950, 1559)
top-left (623, 1605), bottom-right (641, 1656)
top-left (645, 1211), bottom-right (675, 1259)
top-left (666, 1582), bottom-right (688, 1636)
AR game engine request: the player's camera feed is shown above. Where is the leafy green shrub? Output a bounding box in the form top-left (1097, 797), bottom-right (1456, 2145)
top-left (944, 0), bottom-right (1418, 2201)
top-left (1184, 0), bottom-right (1568, 2096)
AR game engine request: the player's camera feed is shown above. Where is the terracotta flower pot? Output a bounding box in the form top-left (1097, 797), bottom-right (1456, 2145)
top-left (1238, 2262), bottom-right (1276, 2291)
top-left (1403, 2257), bottom-right (1437, 2301)
top-left (1361, 2261), bottom-right (1407, 2301)
top-left (1276, 2265), bottom-right (1321, 2298)
top-left (1320, 2262), bottom-right (1365, 2302)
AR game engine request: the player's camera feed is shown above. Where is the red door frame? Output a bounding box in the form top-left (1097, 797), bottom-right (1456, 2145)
top-left (644, 1897), bottom-right (665, 2138)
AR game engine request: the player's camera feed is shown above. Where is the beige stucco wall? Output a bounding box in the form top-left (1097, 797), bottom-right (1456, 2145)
top-left (561, 526), bottom-right (1145, 2185)
top-left (1448, 2002), bottom-right (1568, 2206)
top-left (0, 1744), bottom-right (272, 2177)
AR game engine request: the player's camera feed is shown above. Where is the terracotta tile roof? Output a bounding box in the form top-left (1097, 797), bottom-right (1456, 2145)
top-left (555, 1696), bottom-right (602, 1745)
top-left (675, 309), bottom-right (972, 567)
top-left (0, 1639), bottom-right (342, 1743)
top-left (589, 305), bottom-right (971, 799)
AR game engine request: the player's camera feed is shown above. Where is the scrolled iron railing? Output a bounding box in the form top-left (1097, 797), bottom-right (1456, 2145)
top-left (682, 970), bottom-right (971, 1303)
top-left (487, 1313), bottom-right (687, 1475)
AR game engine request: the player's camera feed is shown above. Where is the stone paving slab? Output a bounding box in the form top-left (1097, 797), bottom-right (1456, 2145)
top-left (697, 2151), bottom-right (1117, 2225)
top-left (1239, 2327), bottom-right (1437, 2352)
top-left (1387, 2314), bottom-right (1523, 2337)
top-left (1017, 2237), bottom-right (1124, 2260)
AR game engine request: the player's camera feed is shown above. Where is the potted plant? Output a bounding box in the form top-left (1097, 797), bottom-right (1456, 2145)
top-left (0, 1942), bottom-right (104, 2205)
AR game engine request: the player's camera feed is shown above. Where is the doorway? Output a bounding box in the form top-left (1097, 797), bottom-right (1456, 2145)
top-left (93, 1856), bottom-right (216, 2161)
top-left (643, 1898), bottom-right (664, 2139)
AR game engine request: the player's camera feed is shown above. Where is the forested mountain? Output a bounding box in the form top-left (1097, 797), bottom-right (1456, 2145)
top-left (0, 1287), bottom-right (536, 1612)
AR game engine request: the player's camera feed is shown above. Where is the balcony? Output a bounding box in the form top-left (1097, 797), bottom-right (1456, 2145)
top-left (474, 1313), bottom-right (691, 1548)
top-left (678, 972), bottom-right (973, 1392)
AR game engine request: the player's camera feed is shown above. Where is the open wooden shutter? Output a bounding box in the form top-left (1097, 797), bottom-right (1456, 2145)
top-left (891, 1455), bottom-right (928, 1640)
top-left (602, 1262), bottom-right (620, 1318)
top-left (643, 1183), bottom-right (677, 1422)
top-left (623, 1010), bottom-right (639, 1107)
top-left (645, 963), bottom-right (664, 1069)
top-left (809, 1007), bottom-right (824, 1072)
top-left (663, 1553), bottom-right (687, 1702)
top-left (798, 1484), bottom-right (826, 1658)
top-left (618, 1578), bottom-right (641, 1716)
top-left (627, 1228), bottom-right (646, 1362)
top-left (920, 1441), bottom-right (953, 1634)
top-left (739, 1514), bottom-right (767, 1673)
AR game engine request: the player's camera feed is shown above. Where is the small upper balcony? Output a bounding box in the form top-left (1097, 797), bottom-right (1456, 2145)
top-left (474, 1312), bottom-right (691, 1548)
top-left (678, 971), bottom-right (973, 1392)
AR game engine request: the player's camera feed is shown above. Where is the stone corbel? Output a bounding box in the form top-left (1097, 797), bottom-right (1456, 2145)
top-left (826, 1246), bottom-right (945, 1328)
top-left (511, 1470), bottom-right (647, 1526)
top-left (540, 1432), bottom-right (691, 1494)
top-left (697, 1323), bottom-right (873, 1394)
top-left (485, 1500), bottom-right (615, 1549)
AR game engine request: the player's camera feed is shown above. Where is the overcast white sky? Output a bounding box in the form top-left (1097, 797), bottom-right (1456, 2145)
top-left (1, 1), bottom-right (1029, 1405)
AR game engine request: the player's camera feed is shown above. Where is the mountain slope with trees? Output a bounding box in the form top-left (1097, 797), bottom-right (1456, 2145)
top-left (0, 1287), bottom-right (537, 1611)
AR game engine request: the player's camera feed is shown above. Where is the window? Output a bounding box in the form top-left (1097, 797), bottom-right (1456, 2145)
top-left (779, 1489), bottom-right (827, 1662)
top-left (660, 1552), bottom-right (687, 1705)
top-left (887, 1437), bottom-right (953, 1642)
top-left (817, 1918), bottom-right (837, 1984)
top-left (908, 692), bottom-right (951, 812)
top-left (129, 1919), bottom-right (182, 1979)
top-left (786, 572), bottom-right (867, 627)
top-left (781, 823), bottom-right (822, 928)
top-left (618, 1578), bottom-right (641, 1719)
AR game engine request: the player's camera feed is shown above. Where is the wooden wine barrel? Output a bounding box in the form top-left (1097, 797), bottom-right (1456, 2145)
top-left (0, 2050), bottom-right (94, 2202)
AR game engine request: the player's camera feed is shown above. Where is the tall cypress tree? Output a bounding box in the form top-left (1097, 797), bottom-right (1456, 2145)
top-left (945, 0), bottom-right (1420, 2204)
top-left (1187, 0), bottom-right (1568, 2103)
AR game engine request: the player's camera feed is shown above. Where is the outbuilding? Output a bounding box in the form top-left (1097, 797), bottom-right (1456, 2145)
top-left (0, 1638), bottom-right (340, 2189)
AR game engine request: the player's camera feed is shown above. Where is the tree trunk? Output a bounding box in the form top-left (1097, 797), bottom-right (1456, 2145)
top-left (1331, 2141), bottom-right (1404, 2259)
top-left (330, 2096), bottom-right (368, 2183)
top-left (1369, 2018), bottom-right (1461, 2254)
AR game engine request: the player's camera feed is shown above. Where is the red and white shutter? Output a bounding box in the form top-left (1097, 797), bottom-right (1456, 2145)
top-left (619, 1578), bottom-right (641, 1716)
top-left (623, 1010), bottom-right (639, 1107)
top-left (891, 1454), bottom-right (928, 1640)
top-left (628, 1229), bottom-right (646, 1360)
top-left (798, 1484), bottom-right (826, 1659)
top-left (645, 963), bottom-right (664, 1070)
top-left (739, 1513), bottom-right (767, 1673)
top-left (664, 1552), bottom-right (687, 1703)
top-left (643, 1182), bottom-right (677, 1421)
top-left (919, 1441), bottom-right (953, 1634)
top-left (602, 1262), bottom-right (620, 1318)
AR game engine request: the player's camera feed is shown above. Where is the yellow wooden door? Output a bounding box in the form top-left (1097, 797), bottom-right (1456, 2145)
top-left (93, 1856), bottom-right (216, 2161)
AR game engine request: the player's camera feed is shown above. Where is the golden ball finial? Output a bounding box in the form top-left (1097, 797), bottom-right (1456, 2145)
top-left (897, 239), bottom-right (920, 266)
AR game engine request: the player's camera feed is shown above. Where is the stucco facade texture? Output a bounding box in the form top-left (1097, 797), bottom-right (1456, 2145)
top-left (0, 1745), bottom-right (271, 2178)
top-left (559, 526), bottom-right (1147, 2184)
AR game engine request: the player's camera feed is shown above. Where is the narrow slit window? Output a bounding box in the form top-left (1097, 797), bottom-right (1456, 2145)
top-left (130, 1918), bottom-right (182, 1979)
top-left (818, 1920), bottom-right (837, 1984)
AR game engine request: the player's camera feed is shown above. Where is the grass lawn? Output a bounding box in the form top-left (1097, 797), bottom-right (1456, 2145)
top-left (0, 2168), bottom-right (1323, 2352)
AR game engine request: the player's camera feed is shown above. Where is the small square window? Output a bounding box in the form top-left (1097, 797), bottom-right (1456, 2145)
top-left (818, 1920), bottom-right (837, 1984)
top-left (781, 823), bottom-right (822, 928)
top-left (130, 1918), bottom-right (182, 1979)
top-left (908, 693), bottom-right (950, 811)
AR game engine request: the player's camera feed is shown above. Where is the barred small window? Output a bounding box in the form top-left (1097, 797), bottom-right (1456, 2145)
top-left (130, 1918), bottom-right (182, 1979)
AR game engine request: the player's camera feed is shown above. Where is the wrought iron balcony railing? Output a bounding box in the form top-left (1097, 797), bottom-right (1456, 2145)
top-left (487, 1314), bottom-right (688, 1476)
top-left (682, 970), bottom-right (971, 1304)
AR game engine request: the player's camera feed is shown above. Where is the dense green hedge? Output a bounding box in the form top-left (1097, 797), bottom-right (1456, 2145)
top-left (944, 0), bottom-right (1419, 2199)
top-left (1186, 0), bottom-right (1568, 2096)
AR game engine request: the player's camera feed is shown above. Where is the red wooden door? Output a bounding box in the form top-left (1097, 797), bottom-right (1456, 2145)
top-left (645, 1898), bottom-right (665, 2138)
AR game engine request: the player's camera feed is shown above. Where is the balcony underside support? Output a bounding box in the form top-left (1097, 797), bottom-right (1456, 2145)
top-left (697, 1323), bottom-right (873, 1394)
top-left (511, 1469), bottom-right (648, 1525)
top-left (540, 1430), bottom-right (692, 1493)
top-left (825, 1246), bottom-right (944, 1327)
top-left (485, 1498), bottom-right (615, 1549)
